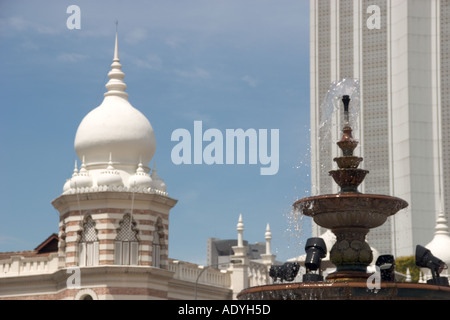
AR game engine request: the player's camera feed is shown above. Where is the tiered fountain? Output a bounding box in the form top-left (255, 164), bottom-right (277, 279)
top-left (238, 96), bottom-right (450, 300)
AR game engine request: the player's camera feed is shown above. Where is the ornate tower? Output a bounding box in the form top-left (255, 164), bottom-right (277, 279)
top-left (52, 32), bottom-right (177, 270)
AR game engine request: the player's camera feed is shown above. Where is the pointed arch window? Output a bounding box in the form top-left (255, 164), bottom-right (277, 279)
top-left (152, 218), bottom-right (164, 268)
top-left (114, 214), bottom-right (139, 265)
top-left (79, 215), bottom-right (99, 266)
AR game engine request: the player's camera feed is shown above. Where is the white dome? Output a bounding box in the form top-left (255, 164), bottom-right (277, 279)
top-left (74, 33), bottom-right (156, 167)
top-left (60, 33), bottom-right (169, 196)
top-left (74, 96), bottom-right (156, 166)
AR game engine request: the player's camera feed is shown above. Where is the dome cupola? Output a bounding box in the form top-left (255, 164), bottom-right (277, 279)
top-left (74, 32), bottom-right (156, 168)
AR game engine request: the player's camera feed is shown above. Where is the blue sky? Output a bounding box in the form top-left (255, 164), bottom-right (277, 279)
top-left (0, 0), bottom-right (311, 264)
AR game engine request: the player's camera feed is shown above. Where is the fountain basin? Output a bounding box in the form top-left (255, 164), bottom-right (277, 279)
top-left (294, 193), bottom-right (408, 229)
top-left (334, 156), bottom-right (363, 169)
top-left (329, 169), bottom-right (368, 193)
top-left (237, 282), bottom-right (450, 300)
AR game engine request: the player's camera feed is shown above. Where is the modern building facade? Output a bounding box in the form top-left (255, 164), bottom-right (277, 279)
top-left (0, 33), bottom-right (274, 300)
top-left (310, 0), bottom-right (450, 258)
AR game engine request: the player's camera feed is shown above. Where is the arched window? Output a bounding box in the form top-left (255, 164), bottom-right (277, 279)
top-left (114, 214), bottom-right (139, 265)
top-left (79, 215), bottom-right (99, 266)
top-left (152, 218), bottom-right (164, 268)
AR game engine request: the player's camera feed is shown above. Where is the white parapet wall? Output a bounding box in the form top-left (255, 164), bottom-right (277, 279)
top-left (0, 253), bottom-right (59, 277)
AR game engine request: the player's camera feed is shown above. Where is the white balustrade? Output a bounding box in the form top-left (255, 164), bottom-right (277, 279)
top-left (0, 253), bottom-right (59, 277)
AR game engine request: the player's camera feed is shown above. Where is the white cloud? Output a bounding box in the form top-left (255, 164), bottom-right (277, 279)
top-left (165, 36), bottom-right (186, 48)
top-left (2, 16), bottom-right (59, 35)
top-left (20, 39), bottom-right (39, 51)
top-left (133, 54), bottom-right (162, 70)
top-left (241, 75), bottom-right (258, 88)
top-left (7, 16), bottom-right (29, 31)
top-left (125, 27), bottom-right (147, 45)
top-left (177, 110), bottom-right (214, 125)
top-left (57, 53), bottom-right (88, 63)
top-left (174, 67), bottom-right (210, 80)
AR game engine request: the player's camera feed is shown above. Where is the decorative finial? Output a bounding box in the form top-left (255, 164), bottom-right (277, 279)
top-left (80, 155), bottom-right (88, 174)
top-left (265, 223), bottom-right (271, 239)
top-left (107, 152), bottom-right (115, 170)
top-left (237, 214), bottom-right (244, 230)
top-left (104, 25), bottom-right (128, 99)
top-left (136, 155), bottom-right (145, 173)
top-left (72, 160), bottom-right (79, 177)
top-left (435, 211), bottom-right (450, 235)
top-left (237, 214), bottom-right (244, 247)
top-left (265, 223), bottom-right (272, 255)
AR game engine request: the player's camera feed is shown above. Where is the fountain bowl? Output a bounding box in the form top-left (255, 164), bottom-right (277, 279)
top-left (294, 193), bottom-right (408, 229)
top-left (237, 282), bottom-right (450, 300)
top-left (334, 156), bottom-right (363, 168)
top-left (329, 169), bottom-right (368, 193)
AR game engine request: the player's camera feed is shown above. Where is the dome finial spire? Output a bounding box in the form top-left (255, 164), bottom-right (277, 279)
top-left (104, 23), bottom-right (128, 99)
top-left (114, 20), bottom-right (119, 62)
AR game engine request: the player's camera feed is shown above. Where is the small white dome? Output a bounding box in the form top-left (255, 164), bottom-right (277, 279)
top-left (71, 174), bottom-right (93, 189)
top-left (63, 179), bottom-right (71, 193)
top-left (128, 162), bottom-right (152, 188)
top-left (70, 159), bottom-right (93, 189)
top-left (96, 157), bottom-right (123, 187)
top-left (151, 165), bottom-right (166, 192)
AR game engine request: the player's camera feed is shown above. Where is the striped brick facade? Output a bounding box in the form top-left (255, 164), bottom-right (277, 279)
top-left (52, 191), bottom-right (177, 270)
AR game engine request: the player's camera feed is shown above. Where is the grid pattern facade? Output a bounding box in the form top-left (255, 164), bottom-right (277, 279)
top-left (360, 0), bottom-right (391, 253)
top-left (317, 0), bottom-right (333, 198)
top-left (441, 0), bottom-right (450, 219)
top-left (339, 0), bottom-right (354, 79)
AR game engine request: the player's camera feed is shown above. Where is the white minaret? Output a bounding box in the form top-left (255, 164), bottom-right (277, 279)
top-left (261, 223), bottom-right (275, 266)
top-left (230, 214), bottom-right (249, 299)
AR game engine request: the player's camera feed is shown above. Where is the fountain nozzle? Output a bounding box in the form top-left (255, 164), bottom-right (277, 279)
top-left (342, 95), bottom-right (350, 125)
top-left (342, 95), bottom-right (350, 113)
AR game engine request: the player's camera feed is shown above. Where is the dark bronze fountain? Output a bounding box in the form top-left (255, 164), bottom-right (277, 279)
top-left (238, 96), bottom-right (450, 300)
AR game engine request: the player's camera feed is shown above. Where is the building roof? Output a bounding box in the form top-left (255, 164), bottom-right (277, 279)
top-left (0, 233), bottom-right (58, 260)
